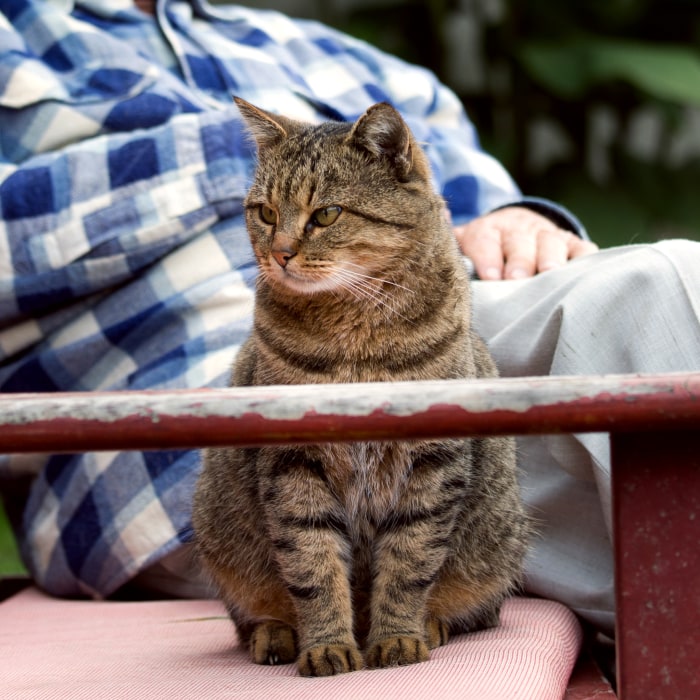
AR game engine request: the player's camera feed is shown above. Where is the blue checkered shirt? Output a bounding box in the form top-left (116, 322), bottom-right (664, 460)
top-left (0, 0), bottom-right (528, 597)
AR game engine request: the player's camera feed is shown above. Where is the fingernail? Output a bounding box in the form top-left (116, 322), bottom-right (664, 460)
top-left (482, 267), bottom-right (501, 280)
top-left (508, 268), bottom-right (528, 280)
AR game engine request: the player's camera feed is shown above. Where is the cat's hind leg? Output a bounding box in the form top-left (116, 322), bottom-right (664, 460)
top-left (424, 615), bottom-right (449, 649)
top-left (249, 620), bottom-right (298, 665)
top-left (427, 572), bottom-right (506, 638)
top-left (216, 571), bottom-right (300, 665)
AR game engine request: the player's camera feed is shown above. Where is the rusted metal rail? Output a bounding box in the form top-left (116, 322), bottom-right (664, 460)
top-left (0, 372), bottom-right (698, 453)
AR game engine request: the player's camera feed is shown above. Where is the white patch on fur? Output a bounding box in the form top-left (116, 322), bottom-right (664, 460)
top-left (318, 442), bottom-right (413, 529)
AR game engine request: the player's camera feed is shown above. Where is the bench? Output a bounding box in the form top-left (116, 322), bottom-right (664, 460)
top-left (1, 372), bottom-right (698, 698)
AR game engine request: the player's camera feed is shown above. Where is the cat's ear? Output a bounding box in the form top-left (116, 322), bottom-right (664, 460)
top-left (348, 103), bottom-right (416, 181)
top-left (234, 97), bottom-right (295, 150)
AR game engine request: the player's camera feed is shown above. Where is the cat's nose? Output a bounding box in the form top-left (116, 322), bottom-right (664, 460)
top-left (271, 248), bottom-right (297, 268)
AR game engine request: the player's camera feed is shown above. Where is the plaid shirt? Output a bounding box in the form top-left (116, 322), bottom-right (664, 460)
top-left (0, 0), bottom-right (536, 598)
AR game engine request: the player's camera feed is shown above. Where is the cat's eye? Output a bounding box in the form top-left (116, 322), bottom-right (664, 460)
top-left (311, 206), bottom-right (342, 228)
top-left (259, 204), bottom-right (277, 226)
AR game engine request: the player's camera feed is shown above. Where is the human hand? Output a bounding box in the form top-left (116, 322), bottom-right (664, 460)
top-left (453, 207), bottom-right (598, 280)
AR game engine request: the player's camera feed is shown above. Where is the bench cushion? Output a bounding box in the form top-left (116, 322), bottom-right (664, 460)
top-left (0, 588), bottom-right (582, 699)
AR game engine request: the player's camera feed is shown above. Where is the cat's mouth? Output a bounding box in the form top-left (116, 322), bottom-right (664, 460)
top-left (264, 259), bottom-right (341, 295)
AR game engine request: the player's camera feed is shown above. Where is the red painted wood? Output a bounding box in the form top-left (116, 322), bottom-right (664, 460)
top-left (0, 373), bottom-right (698, 453)
top-left (564, 652), bottom-right (616, 698)
top-left (612, 430), bottom-right (700, 700)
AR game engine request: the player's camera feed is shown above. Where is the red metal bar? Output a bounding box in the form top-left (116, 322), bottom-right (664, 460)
top-left (0, 372), bottom-right (698, 453)
top-left (612, 430), bottom-right (700, 700)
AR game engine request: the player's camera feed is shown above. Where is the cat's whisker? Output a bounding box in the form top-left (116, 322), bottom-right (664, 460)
top-left (334, 270), bottom-right (400, 301)
top-left (331, 280), bottom-right (393, 323)
top-left (255, 266), bottom-right (272, 290)
top-left (340, 262), bottom-right (416, 294)
top-left (331, 269), bottom-right (394, 311)
top-left (335, 279), bottom-right (374, 308)
top-left (331, 271), bottom-right (381, 302)
top-left (331, 268), bottom-right (415, 325)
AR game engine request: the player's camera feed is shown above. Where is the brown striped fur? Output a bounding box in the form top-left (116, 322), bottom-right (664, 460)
top-left (193, 99), bottom-right (530, 676)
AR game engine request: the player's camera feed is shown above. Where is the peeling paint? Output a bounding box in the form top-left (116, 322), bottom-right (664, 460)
top-left (2, 373), bottom-right (700, 423)
top-left (0, 372), bottom-right (699, 453)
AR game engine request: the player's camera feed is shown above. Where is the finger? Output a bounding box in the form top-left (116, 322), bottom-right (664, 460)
top-left (535, 230), bottom-right (570, 273)
top-left (502, 228), bottom-right (538, 279)
top-left (568, 236), bottom-right (599, 259)
top-left (454, 224), bottom-right (505, 280)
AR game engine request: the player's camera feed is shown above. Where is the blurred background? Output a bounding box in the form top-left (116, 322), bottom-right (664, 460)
top-left (234, 0), bottom-right (700, 248)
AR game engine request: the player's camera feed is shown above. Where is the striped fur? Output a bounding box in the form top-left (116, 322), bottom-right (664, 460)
top-left (193, 100), bottom-right (530, 676)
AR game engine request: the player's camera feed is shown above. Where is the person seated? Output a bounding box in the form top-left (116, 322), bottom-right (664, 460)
top-left (1, 1), bottom-right (698, 646)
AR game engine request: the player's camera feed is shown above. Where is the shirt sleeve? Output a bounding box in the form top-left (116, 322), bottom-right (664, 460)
top-left (0, 109), bottom-right (253, 352)
top-left (491, 197), bottom-right (589, 239)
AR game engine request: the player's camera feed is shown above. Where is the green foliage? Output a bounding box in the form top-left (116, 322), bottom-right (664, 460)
top-left (519, 39), bottom-right (700, 106)
top-left (0, 501), bottom-right (26, 577)
top-left (478, 0), bottom-right (700, 246)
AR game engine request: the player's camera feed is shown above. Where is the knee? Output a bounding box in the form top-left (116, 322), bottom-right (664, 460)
top-left (605, 239), bottom-right (699, 291)
top-left (644, 238), bottom-right (700, 265)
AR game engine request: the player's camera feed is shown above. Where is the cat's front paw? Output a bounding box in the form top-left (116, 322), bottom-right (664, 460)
top-left (249, 621), bottom-right (297, 665)
top-left (366, 636), bottom-right (430, 668)
top-left (298, 643), bottom-right (363, 676)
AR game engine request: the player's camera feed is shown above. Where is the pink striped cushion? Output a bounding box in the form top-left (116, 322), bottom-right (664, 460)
top-left (0, 588), bottom-right (581, 699)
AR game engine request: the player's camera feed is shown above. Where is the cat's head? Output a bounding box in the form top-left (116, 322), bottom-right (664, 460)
top-left (235, 98), bottom-right (445, 297)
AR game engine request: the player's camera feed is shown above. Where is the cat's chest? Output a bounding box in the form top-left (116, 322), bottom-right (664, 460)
top-left (319, 442), bottom-right (413, 524)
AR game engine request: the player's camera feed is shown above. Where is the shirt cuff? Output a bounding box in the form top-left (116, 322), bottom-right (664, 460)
top-left (491, 197), bottom-right (589, 240)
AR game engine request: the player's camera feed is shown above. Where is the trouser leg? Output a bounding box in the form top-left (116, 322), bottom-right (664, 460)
top-left (471, 240), bottom-right (700, 634)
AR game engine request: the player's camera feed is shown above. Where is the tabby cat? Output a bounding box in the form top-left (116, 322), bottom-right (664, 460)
top-left (192, 98), bottom-right (530, 677)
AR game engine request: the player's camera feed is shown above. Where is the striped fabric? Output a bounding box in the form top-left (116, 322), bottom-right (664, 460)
top-left (0, 588), bottom-right (583, 699)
